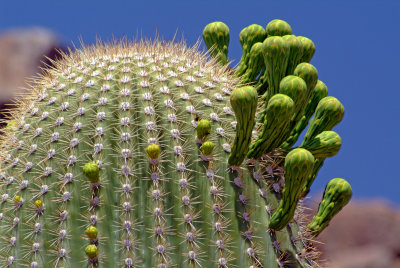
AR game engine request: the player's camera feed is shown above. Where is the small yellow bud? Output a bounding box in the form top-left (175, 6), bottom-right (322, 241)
top-left (6, 120), bottom-right (18, 130)
top-left (83, 162), bottom-right (100, 183)
top-left (85, 244), bottom-right (98, 259)
top-left (201, 141), bottom-right (215, 155)
top-left (14, 195), bottom-right (22, 203)
top-left (34, 200), bottom-right (43, 208)
top-left (146, 144), bottom-right (160, 160)
top-left (196, 119), bottom-right (211, 140)
top-left (85, 226), bottom-right (98, 239)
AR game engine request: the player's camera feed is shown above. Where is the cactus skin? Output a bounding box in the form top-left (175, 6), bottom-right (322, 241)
top-left (228, 86), bottom-right (258, 166)
top-left (308, 178), bottom-right (352, 236)
top-left (0, 18), bottom-right (353, 268)
top-left (202, 22), bottom-right (230, 65)
top-left (269, 148), bottom-right (315, 230)
top-left (235, 24), bottom-right (267, 77)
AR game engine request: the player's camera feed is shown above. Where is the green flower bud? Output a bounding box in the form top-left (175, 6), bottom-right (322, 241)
top-left (308, 178), bottom-right (352, 236)
top-left (261, 36), bottom-right (291, 103)
top-left (228, 86), bottom-right (258, 166)
top-left (279, 75), bottom-right (307, 109)
top-left (281, 79), bottom-right (329, 149)
top-left (301, 96), bottom-right (345, 145)
top-left (284, 148), bottom-right (315, 181)
top-left (302, 130), bottom-right (342, 158)
top-left (266, 19), bottom-right (292, 36)
top-left (34, 199), bottom-right (43, 208)
top-left (203, 21), bottom-right (230, 65)
top-left (6, 119), bottom-right (18, 130)
top-left (269, 148), bottom-right (315, 230)
top-left (146, 144), bottom-right (160, 160)
top-left (14, 195), bottom-right (22, 203)
top-left (282, 35), bottom-right (304, 75)
top-left (85, 244), bottom-right (98, 259)
top-left (297, 36), bottom-right (315, 63)
top-left (302, 157), bottom-right (325, 197)
top-left (85, 226), bottom-right (98, 239)
top-left (83, 162), bottom-right (100, 183)
top-left (294, 63), bottom-right (318, 93)
top-left (236, 24), bottom-right (267, 77)
top-left (201, 141), bottom-right (215, 156)
top-left (240, 42), bottom-right (265, 83)
top-left (196, 119), bottom-right (211, 141)
top-left (239, 24), bottom-right (267, 49)
top-left (247, 93), bottom-right (295, 159)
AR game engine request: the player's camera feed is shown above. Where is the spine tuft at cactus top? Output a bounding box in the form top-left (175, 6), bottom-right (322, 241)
top-left (0, 19), bottom-right (351, 268)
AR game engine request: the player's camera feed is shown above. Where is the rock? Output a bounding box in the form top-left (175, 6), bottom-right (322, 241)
top-left (309, 199), bottom-right (400, 268)
top-left (328, 245), bottom-right (395, 268)
top-left (0, 27), bottom-right (64, 124)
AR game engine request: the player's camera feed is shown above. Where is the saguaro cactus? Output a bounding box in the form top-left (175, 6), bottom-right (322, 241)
top-left (0, 19), bottom-right (351, 268)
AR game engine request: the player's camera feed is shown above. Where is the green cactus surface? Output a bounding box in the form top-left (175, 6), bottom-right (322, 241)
top-left (0, 18), bottom-right (352, 268)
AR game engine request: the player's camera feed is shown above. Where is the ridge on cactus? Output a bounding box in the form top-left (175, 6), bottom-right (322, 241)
top-left (0, 18), bottom-right (351, 268)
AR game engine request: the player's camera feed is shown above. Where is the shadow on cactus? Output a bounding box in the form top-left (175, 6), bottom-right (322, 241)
top-left (0, 19), bottom-right (351, 268)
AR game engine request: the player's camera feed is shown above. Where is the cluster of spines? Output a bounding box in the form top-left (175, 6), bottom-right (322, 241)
top-left (112, 55), bottom-right (138, 267)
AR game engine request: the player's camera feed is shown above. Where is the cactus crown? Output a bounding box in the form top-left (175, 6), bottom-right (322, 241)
top-left (0, 19), bottom-right (351, 268)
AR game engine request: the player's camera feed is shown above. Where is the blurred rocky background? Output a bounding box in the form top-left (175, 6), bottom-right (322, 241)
top-left (0, 28), bottom-right (399, 268)
top-left (309, 199), bottom-right (400, 268)
top-left (0, 27), bottom-right (64, 127)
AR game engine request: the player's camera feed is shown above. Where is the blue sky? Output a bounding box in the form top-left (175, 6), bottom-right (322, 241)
top-left (1, 0), bottom-right (399, 204)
